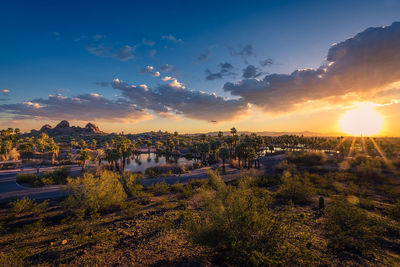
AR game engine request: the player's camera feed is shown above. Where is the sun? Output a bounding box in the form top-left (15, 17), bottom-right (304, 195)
top-left (339, 103), bottom-right (383, 136)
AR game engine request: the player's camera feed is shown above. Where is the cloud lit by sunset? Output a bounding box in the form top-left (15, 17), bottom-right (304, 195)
top-left (1, 1), bottom-right (400, 136)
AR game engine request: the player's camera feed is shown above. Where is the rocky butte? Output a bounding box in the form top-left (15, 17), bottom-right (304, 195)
top-left (30, 120), bottom-right (103, 136)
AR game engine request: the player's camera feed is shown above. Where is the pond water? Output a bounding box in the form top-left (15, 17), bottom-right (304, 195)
top-left (123, 153), bottom-right (194, 173)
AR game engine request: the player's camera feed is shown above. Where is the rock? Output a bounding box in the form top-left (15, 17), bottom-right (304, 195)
top-left (55, 120), bottom-right (70, 128)
top-left (33, 121), bottom-right (103, 136)
top-left (40, 124), bottom-right (52, 132)
top-left (85, 123), bottom-right (101, 133)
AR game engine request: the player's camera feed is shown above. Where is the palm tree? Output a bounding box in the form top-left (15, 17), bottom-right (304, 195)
top-left (94, 149), bottom-right (105, 165)
top-left (47, 139), bottom-right (59, 165)
top-left (79, 149), bottom-right (91, 171)
top-left (218, 147), bottom-right (230, 174)
top-left (230, 127), bottom-right (237, 136)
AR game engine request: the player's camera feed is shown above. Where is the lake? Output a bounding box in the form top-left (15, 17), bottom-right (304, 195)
top-left (123, 153), bottom-right (194, 173)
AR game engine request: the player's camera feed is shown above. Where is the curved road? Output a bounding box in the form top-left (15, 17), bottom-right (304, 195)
top-left (0, 155), bottom-right (285, 201)
top-left (0, 166), bottom-right (81, 201)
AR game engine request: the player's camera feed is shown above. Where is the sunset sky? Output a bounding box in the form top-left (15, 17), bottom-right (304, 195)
top-left (1, 0), bottom-right (400, 135)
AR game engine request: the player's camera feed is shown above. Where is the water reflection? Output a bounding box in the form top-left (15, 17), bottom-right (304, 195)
top-left (122, 153), bottom-right (193, 173)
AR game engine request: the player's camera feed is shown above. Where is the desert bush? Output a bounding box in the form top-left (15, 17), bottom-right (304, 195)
top-left (207, 169), bottom-right (226, 191)
top-left (40, 167), bottom-right (70, 184)
top-left (16, 167), bottom-right (70, 187)
top-left (323, 199), bottom-right (377, 256)
top-left (171, 182), bottom-right (197, 199)
top-left (10, 197), bottom-right (48, 217)
top-left (287, 151), bottom-right (327, 166)
top-left (119, 171), bottom-right (144, 197)
top-left (10, 197), bottom-right (35, 215)
top-left (16, 173), bottom-right (37, 185)
top-left (276, 175), bottom-right (316, 205)
top-left (150, 181), bottom-right (170, 195)
top-left (64, 171), bottom-right (127, 214)
top-left (145, 164), bottom-right (185, 178)
top-left (185, 181), bottom-right (309, 265)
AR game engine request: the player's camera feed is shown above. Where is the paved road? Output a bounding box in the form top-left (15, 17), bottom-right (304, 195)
top-left (0, 154), bottom-right (285, 201)
top-left (0, 166), bottom-right (81, 201)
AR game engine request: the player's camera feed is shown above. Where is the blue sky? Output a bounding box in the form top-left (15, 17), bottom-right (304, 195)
top-left (1, 0), bottom-right (400, 134)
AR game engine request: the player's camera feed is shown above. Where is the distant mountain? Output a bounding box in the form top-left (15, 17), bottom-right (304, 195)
top-left (197, 131), bottom-right (341, 137)
top-left (30, 120), bottom-right (103, 136)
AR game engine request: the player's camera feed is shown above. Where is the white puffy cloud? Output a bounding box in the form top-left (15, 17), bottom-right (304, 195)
top-left (0, 93), bottom-right (150, 123)
top-left (112, 78), bottom-right (249, 121)
top-left (162, 76), bottom-right (173, 81)
top-left (224, 22), bottom-right (400, 112)
top-left (140, 66), bottom-right (160, 77)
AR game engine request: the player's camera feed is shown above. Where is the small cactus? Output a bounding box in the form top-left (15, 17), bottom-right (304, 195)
top-left (319, 196), bottom-right (325, 211)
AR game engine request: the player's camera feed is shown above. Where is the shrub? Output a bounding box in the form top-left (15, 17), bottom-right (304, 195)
top-left (207, 169), bottom-right (226, 191)
top-left (16, 173), bottom-right (37, 185)
top-left (287, 151), bottom-right (327, 166)
top-left (16, 167), bottom-right (71, 187)
top-left (119, 172), bottom-right (144, 197)
top-left (276, 175), bottom-right (316, 205)
top-left (323, 199), bottom-right (377, 256)
top-left (10, 197), bottom-right (35, 215)
top-left (64, 171), bottom-right (127, 214)
top-left (185, 182), bottom-right (309, 265)
top-left (10, 198), bottom-right (48, 217)
top-left (40, 167), bottom-right (70, 184)
top-left (150, 181), bottom-right (170, 195)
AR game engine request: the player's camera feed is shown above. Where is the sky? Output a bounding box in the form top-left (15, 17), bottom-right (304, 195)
top-left (1, 0), bottom-right (400, 135)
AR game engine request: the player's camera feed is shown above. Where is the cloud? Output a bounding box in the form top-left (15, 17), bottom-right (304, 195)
top-left (160, 64), bottom-right (174, 72)
top-left (162, 76), bottom-right (173, 81)
top-left (0, 93), bottom-right (150, 123)
top-left (140, 66), bottom-right (160, 77)
top-left (142, 38), bottom-right (155, 46)
top-left (162, 34), bottom-right (184, 44)
top-left (148, 49), bottom-right (156, 57)
top-left (242, 65), bottom-right (262, 79)
top-left (260, 58), bottom-right (274, 67)
top-left (1, 90), bottom-right (10, 94)
top-left (223, 22), bottom-right (400, 113)
top-left (228, 44), bottom-right (254, 63)
top-left (94, 82), bottom-right (111, 87)
top-left (92, 34), bottom-right (105, 41)
top-left (112, 78), bottom-right (249, 121)
top-left (116, 45), bottom-right (136, 61)
top-left (86, 44), bottom-right (136, 61)
top-left (196, 48), bottom-right (211, 62)
top-left (205, 62), bottom-right (235, 80)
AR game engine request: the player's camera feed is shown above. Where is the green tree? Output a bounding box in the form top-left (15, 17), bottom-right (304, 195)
top-left (218, 147), bottom-right (230, 174)
top-left (79, 149), bottom-right (91, 171)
